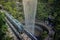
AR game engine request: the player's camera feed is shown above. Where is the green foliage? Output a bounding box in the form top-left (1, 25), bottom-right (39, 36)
top-left (0, 0), bottom-right (60, 40)
top-left (0, 12), bottom-right (12, 40)
top-left (42, 31), bottom-right (48, 39)
top-left (54, 0), bottom-right (60, 40)
top-left (0, 12), bottom-right (6, 40)
top-left (37, 0), bottom-right (60, 40)
top-left (3, 1), bottom-right (23, 21)
top-left (37, 0), bottom-right (49, 21)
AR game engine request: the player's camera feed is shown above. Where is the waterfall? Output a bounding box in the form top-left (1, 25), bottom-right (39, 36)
top-left (22, 0), bottom-right (37, 34)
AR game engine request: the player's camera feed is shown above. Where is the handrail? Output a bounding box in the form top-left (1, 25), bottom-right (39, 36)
top-left (5, 17), bottom-right (22, 40)
top-left (5, 13), bottom-right (37, 40)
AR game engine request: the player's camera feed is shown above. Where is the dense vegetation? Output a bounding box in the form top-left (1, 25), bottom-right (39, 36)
top-left (0, 12), bottom-right (13, 40)
top-left (54, 0), bottom-right (60, 40)
top-left (0, 0), bottom-right (60, 40)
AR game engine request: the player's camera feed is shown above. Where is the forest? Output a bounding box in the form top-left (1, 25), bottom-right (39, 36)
top-left (0, 0), bottom-right (60, 40)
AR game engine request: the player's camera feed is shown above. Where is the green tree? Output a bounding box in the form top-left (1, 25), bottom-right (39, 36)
top-left (54, 0), bottom-right (60, 40)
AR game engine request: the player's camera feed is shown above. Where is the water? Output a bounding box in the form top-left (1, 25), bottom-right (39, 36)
top-left (22, 0), bottom-right (37, 34)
